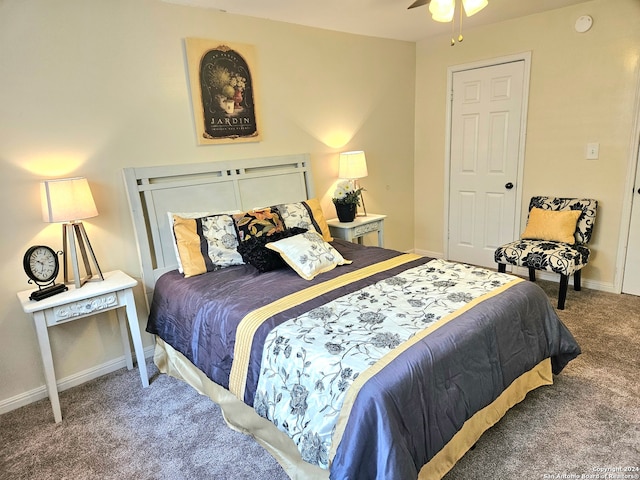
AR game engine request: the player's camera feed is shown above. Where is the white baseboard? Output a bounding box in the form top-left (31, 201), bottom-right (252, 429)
top-left (413, 249), bottom-right (444, 259)
top-left (0, 345), bottom-right (155, 416)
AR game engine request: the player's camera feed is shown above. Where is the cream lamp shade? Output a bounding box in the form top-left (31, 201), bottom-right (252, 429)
top-left (338, 151), bottom-right (368, 180)
top-left (41, 177), bottom-right (98, 223)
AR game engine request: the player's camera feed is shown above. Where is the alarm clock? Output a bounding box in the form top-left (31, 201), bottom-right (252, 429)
top-left (23, 245), bottom-right (68, 301)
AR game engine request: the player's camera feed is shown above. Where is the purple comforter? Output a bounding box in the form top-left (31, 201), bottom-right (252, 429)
top-left (147, 240), bottom-right (580, 479)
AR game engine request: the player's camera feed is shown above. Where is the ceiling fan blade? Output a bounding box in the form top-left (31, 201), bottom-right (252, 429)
top-left (407, 0), bottom-right (430, 9)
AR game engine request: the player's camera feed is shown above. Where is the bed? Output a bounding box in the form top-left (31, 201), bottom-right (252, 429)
top-left (123, 153), bottom-right (581, 480)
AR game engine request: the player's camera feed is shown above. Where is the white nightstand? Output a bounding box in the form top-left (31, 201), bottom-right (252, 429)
top-left (16, 270), bottom-right (149, 423)
top-left (327, 214), bottom-right (386, 247)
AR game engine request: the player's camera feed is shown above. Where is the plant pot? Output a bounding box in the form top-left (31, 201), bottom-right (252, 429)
top-left (335, 203), bottom-right (357, 223)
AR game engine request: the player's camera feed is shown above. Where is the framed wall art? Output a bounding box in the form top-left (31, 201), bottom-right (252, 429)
top-left (185, 38), bottom-right (262, 145)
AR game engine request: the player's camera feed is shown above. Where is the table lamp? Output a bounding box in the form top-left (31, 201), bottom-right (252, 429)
top-left (41, 177), bottom-right (104, 288)
top-left (339, 150), bottom-right (368, 216)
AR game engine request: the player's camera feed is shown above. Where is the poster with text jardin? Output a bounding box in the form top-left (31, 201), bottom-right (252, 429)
top-left (186, 38), bottom-right (261, 144)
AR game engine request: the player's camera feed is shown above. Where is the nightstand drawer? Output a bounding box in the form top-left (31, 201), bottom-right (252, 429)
top-left (44, 292), bottom-right (120, 326)
top-left (353, 220), bottom-right (382, 237)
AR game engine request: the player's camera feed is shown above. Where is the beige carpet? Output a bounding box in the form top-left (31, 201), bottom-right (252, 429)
top-left (1, 280), bottom-right (638, 480)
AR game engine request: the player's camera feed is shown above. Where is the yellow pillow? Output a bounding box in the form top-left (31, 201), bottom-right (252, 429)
top-left (521, 208), bottom-right (581, 244)
top-left (304, 198), bottom-right (333, 242)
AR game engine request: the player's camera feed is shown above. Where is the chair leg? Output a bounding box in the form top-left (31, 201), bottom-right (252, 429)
top-left (574, 270), bottom-right (581, 291)
top-left (558, 274), bottom-right (569, 310)
top-left (528, 267), bottom-right (536, 282)
top-left (498, 263), bottom-right (506, 273)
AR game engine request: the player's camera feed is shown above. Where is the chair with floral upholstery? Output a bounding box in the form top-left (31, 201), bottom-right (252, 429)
top-left (494, 196), bottom-right (597, 310)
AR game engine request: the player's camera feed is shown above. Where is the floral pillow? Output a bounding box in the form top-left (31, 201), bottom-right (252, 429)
top-left (276, 198), bottom-right (333, 242)
top-left (236, 227), bottom-right (307, 273)
top-left (168, 210), bottom-right (240, 273)
top-left (233, 207), bottom-right (286, 242)
top-left (172, 214), bottom-right (243, 278)
top-left (265, 231), bottom-right (351, 280)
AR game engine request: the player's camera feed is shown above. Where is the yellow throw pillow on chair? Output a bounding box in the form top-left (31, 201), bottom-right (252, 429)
top-left (521, 208), bottom-right (581, 244)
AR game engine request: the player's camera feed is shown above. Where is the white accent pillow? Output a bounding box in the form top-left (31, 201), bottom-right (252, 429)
top-left (265, 231), bottom-right (351, 280)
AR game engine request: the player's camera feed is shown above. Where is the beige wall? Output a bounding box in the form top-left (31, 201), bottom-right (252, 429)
top-left (414, 0), bottom-right (640, 291)
top-left (0, 0), bottom-right (415, 408)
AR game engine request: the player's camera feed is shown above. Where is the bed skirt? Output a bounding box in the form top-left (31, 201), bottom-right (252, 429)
top-left (154, 337), bottom-right (553, 480)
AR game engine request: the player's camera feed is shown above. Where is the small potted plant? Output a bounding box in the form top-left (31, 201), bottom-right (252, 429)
top-left (332, 180), bottom-right (364, 222)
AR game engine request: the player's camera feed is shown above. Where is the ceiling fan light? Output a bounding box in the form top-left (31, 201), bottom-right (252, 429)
top-left (462, 0), bottom-right (488, 17)
top-left (429, 0), bottom-right (455, 22)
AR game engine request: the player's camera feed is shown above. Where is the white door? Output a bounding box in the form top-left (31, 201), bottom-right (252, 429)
top-left (448, 60), bottom-right (526, 268)
top-left (622, 151), bottom-right (640, 295)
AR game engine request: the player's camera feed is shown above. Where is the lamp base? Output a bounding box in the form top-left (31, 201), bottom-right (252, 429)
top-left (359, 192), bottom-right (368, 217)
top-left (355, 179), bottom-right (367, 217)
top-left (62, 222), bottom-right (104, 288)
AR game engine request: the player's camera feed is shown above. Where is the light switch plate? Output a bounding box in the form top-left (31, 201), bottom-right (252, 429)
top-left (586, 142), bottom-right (599, 160)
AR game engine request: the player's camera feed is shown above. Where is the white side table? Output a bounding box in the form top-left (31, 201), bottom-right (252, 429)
top-left (326, 214), bottom-right (386, 247)
top-left (16, 270), bottom-right (149, 422)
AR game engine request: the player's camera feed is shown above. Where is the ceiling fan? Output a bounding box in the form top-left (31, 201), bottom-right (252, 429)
top-left (407, 0), bottom-right (429, 8)
top-left (408, 0), bottom-right (488, 45)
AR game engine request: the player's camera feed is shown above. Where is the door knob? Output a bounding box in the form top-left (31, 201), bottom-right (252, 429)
top-left (505, 182), bottom-right (514, 190)
top-left (637, 187), bottom-right (640, 194)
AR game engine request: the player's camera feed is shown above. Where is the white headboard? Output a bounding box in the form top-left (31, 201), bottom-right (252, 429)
top-left (123, 154), bottom-right (314, 305)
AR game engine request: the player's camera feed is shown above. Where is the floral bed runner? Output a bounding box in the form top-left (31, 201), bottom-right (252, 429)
top-left (253, 259), bottom-right (518, 468)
